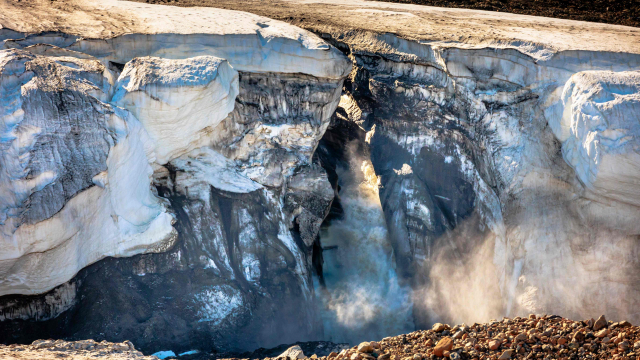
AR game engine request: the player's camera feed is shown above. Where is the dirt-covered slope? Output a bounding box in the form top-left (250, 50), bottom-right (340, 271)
top-left (372, 0), bottom-right (639, 28)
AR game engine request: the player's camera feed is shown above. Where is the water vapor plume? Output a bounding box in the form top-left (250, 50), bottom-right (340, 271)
top-left (413, 215), bottom-right (505, 327)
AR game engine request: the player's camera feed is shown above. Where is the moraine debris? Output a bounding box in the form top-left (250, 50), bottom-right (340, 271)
top-left (219, 315), bottom-right (638, 360)
top-left (0, 339), bottom-right (156, 359)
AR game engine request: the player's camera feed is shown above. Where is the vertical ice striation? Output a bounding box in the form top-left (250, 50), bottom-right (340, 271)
top-left (0, 49), bottom-right (176, 296)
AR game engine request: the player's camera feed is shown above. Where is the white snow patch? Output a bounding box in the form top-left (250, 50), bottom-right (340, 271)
top-left (195, 285), bottom-right (243, 325)
top-left (393, 163), bottom-right (413, 175)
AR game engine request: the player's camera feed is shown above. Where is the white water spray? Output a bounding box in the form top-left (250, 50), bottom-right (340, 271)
top-left (315, 144), bottom-right (415, 344)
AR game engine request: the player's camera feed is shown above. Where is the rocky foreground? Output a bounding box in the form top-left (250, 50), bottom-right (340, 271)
top-left (234, 315), bottom-right (640, 360)
top-left (4, 315), bottom-right (640, 359)
top-left (0, 339), bottom-right (156, 359)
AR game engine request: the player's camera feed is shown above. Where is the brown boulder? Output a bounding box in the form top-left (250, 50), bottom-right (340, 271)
top-left (432, 323), bottom-right (446, 332)
top-left (357, 343), bottom-right (374, 353)
top-left (593, 315), bottom-right (608, 331)
top-left (433, 338), bottom-right (453, 357)
top-left (489, 340), bottom-right (501, 350)
top-left (514, 333), bottom-right (527, 342)
top-left (573, 332), bottom-right (585, 342)
top-left (498, 349), bottom-right (513, 360)
top-left (619, 341), bottom-right (630, 351)
top-left (425, 339), bottom-right (433, 347)
top-left (595, 329), bottom-right (609, 338)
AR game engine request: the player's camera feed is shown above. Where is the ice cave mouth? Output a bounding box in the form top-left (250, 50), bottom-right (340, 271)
top-left (2, 0), bottom-right (640, 355)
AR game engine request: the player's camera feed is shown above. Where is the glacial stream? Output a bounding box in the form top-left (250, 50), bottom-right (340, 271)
top-left (314, 143), bottom-right (415, 344)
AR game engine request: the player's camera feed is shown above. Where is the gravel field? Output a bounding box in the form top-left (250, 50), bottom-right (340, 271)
top-left (219, 315), bottom-right (640, 360)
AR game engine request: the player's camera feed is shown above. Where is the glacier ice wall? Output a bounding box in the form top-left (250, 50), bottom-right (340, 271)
top-left (0, 7), bottom-right (351, 352)
top-left (2, 0), bottom-right (640, 354)
top-left (0, 49), bottom-right (176, 296)
top-left (314, 29), bottom-right (640, 327)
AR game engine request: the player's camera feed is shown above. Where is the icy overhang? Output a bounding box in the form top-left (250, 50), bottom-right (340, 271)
top-left (0, 0), bottom-right (352, 80)
top-left (0, 0), bottom-right (354, 297)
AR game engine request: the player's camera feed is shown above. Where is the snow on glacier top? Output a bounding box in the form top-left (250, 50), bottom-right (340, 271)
top-left (0, 0), bottom-right (325, 42)
top-left (1, 0), bottom-right (639, 62)
top-left (0, 0), bottom-right (352, 79)
top-left (278, 0), bottom-right (640, 56)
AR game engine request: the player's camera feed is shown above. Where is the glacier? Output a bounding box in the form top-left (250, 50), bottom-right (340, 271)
top-left (0, 0), bottom-right (640, 355)
top-left (0, 49), bottom-right (176, 296)
top-left (0, 0), bottom-right (350, 352)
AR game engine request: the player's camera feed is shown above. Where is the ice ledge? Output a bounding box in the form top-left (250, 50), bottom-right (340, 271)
top-left (112, 56), bottom-right (239, 164)
top-left (548, 70), bottom-right (640, 234)
top-left (0, 0), bottom-right (352, 80)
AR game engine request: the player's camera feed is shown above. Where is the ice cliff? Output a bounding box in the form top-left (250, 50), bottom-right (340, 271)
top-left (0, 49), bottom-right (176, 296)
top-left (1, 0), bottom-right (640, 355)
top-left (0, 0), bottom-right (350, 352)
top-left (330, 40), bottom-right (640, 326)
top-left (549, 71), bottom-right (640, 234)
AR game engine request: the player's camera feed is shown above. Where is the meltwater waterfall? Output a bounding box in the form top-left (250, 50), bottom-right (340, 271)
top-left (315, 142), bottom-right (415, 344)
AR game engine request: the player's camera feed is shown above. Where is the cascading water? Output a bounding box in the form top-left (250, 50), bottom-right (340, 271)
top-left (314, 143), bottom-right (415, 345)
